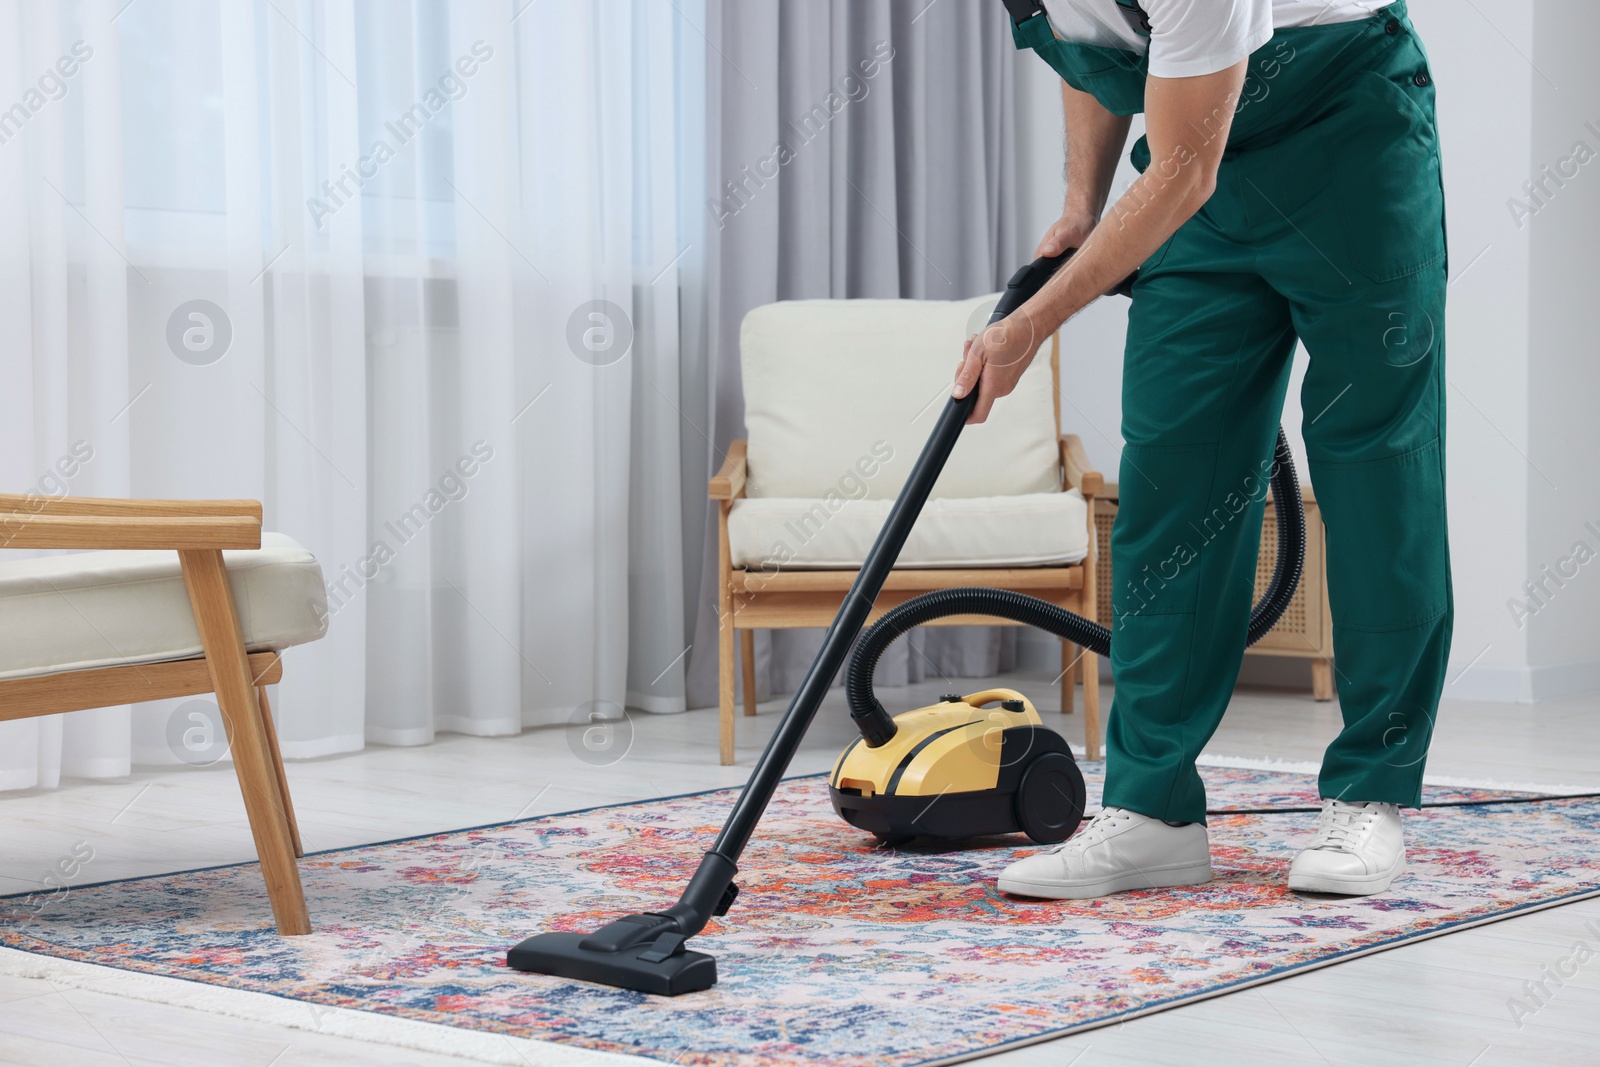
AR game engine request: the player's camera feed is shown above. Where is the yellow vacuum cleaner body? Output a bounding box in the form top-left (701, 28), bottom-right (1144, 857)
top-left (828, 688), bottom-right (1085, 845)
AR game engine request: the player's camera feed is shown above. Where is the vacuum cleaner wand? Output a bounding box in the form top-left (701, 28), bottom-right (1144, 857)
top-left (506, 253), bottom-right (1076, 994)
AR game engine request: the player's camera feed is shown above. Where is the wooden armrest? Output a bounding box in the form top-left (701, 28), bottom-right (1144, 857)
top-left (1060, 434), bottom-right (1104, 497)
top-left (0, 494), bottom-right (262, 520)
top-left (0, 514), bottom-right (262, 551)
top-left (709, 440), bottom-right (748, 501)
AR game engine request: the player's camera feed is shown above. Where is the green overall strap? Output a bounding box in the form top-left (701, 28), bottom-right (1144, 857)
top-left (1003, 0), bottom-right (1149, 115)
top-left (1002, 0), bottom-right (1152, 37)
top-left (1000, 0), bottom-right (1047, 27)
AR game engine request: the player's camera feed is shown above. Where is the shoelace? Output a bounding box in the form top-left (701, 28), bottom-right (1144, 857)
top-left (1049, 806), bottom-right (1133, 853)
top-left (1307, 800), bottom-right (1380, 853)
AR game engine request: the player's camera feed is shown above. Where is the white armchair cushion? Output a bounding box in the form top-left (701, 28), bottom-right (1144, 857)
top-left (739, 294), bottom-right (1060, 501)
top-left (0, 532), bottom-right (327, 681)
top-left (728, 490), bottom-right (1089, 570)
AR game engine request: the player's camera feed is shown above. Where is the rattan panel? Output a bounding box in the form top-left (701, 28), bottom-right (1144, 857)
top-left (1094, 498), bottom-right (1313, 643)
top-left (1094, 508), bottom-right (1116, 628)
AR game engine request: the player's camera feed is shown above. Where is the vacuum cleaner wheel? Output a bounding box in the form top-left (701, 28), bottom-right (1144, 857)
top-left (1014, 752), bottom-right (1087, 844)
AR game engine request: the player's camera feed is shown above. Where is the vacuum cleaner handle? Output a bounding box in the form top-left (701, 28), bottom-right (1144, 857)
top-left (993, 250), bottom-right (1138, 319)
top-left (991, 251), bottom-right (1072, 327)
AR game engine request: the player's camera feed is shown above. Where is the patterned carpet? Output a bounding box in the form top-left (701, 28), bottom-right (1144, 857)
top-left (3, 765), bottom-right (1599, 1066)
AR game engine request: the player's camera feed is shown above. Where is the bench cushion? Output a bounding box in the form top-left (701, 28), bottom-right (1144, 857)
top-left (727, 491), bottom-right (1089, 570)
top-left (0, 533), bottom-right (327, 681)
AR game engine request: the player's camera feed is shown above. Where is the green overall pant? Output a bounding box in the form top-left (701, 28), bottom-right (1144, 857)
top-left (1012, 1), bottom-right (1452, 823)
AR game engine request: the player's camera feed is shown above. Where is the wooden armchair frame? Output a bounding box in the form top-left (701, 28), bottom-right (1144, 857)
top-left (0, 494), bottom-right (308, 935)
top-left (709, 335), bottom-right (1103, 766)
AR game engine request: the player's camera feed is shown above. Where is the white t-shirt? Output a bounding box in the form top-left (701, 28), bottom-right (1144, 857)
top-left (1040, 0), bottom-right (1392, 78)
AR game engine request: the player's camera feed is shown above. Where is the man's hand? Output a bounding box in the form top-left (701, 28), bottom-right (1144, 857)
top-left (1035, 208), bottom-right (1098, 258)
top-left (953, 309), bottom-right (1047, 424)
top-left (953, 211), bottom-right (1096, 426)
top-left (950, 210), bottom-right (1095, 426)
top-left (953, 80), bottom-right (1127, 425)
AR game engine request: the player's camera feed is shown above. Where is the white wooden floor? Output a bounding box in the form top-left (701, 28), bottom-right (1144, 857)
top-left (2, 673), bottom-right (1598, 1066)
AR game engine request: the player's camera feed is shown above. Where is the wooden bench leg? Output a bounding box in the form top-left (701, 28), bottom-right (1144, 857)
top-left (1060, 640), bottom-right (1077, 716)
top-left (740, 630), bottom-right (757, 718)
top-left (1311, 658), bottom-right (1334, 702)
top-left (179, 549), bottom-right (310, 936)
top-left (255, 683), bottom-right (303, 858)
top-left (1082, 651), bottom-right (1102, 762)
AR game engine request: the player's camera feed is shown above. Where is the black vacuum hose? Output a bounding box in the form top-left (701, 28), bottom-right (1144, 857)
top-left (846, 427), bottom-right (1306, 746)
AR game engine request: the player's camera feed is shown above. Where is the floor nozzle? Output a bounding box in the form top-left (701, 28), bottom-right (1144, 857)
top-left (507, 914), bottom-right (717, 996)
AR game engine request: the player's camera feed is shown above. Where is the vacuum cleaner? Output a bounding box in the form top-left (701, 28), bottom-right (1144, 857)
top-left (507, 250), bottom-right (1306, 995)
top-left (828, 686), bottom-right (1087, 847)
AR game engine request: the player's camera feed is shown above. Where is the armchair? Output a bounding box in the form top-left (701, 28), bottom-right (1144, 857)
top-left (0, 493), bottom-right (327, 934)
top-left (709, 294), bottom-right (1102, 766)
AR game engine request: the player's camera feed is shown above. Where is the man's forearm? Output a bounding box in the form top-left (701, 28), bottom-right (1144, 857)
top-left (1062, 81), bottom-right (1131, 220)
top-left (1034, 159), bottom-right (1208, 330)
top-left (1028, 65), bottom-right (1247, 339)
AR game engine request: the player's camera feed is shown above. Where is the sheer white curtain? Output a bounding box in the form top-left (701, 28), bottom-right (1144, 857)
top-left (0, 0), bottom-right (702, 790)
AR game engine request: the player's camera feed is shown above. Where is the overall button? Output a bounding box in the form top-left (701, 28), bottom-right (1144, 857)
top-left (1385, 18), bottom-right (1400, 35)
top-left (1413, 70), bottom-right (1430, 86)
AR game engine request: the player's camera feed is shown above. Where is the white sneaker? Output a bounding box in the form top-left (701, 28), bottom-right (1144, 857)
top-left (997, 806), bottom-right (1212, 900)
top-left (1287, 799), bottom-right (1405, 895)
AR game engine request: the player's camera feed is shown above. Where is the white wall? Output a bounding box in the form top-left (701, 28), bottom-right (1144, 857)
top-left (1012, 1), bottom-right (1599, 701)
top-left (1415, 0), bottom-right (1536, 700)
top-left (1522, 0), bottom-right (1600, 696)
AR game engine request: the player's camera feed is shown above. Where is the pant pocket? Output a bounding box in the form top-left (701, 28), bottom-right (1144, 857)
top-left (1324, 69), bottom-right (1447, 284)
top-left (1313, 439), bottom-right (1449, 632)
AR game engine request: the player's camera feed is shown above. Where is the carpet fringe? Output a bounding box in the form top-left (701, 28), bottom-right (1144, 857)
top-left (1068, 746), bottom-right (1597, 796)
top-left (0, 946), bottom-right (653, 1067)
top-left (1196, 753), bottom-right (1597, 795)
top-left (1194, 753), bottom-right (1324, 774)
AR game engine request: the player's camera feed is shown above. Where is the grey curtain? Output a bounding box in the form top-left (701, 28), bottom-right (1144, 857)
top-left (684, 0), bottom-right (1025, 710)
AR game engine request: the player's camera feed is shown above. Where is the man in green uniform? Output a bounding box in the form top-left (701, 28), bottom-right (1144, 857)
top-left (953, 0), bottom-right (1450, 898)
